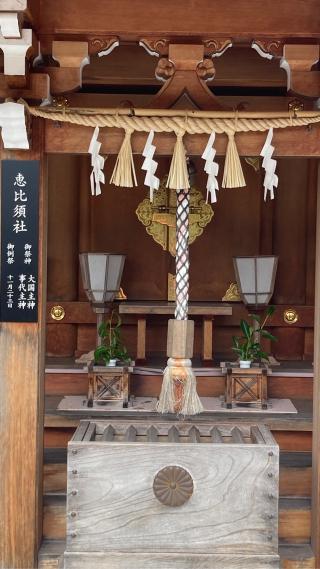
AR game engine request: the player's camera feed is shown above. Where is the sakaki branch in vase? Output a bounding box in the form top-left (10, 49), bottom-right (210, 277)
top-left (232, 306), bottom-right (277, 368)
top-left (94, 311), bottom-right (130, 367)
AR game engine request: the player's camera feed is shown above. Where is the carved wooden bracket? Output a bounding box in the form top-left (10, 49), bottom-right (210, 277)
top-left (0, 28), bottom-right (33, 76)
top-left (0, 72), bottom-right (50, 101)
top-left (283, 44), bottom-right (320, 98)
top-left (140, 39), bottom-right (232, 109)
top-left (39, 40), bottom-right (89, 94)
top-left (252, 40), bottom-right (320, 98)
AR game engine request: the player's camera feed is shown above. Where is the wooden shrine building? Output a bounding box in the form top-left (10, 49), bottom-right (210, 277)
top-left (1, 1), bottom-right (320, 568)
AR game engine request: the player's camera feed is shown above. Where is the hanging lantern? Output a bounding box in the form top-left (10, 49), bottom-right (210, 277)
top-left (79, 253), bottom-right (125, 344)
top-left (233, 255), bottom-right (278, 308)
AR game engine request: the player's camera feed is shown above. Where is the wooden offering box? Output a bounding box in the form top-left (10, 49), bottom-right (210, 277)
top-left (64, 421), bottom-right (279, 569)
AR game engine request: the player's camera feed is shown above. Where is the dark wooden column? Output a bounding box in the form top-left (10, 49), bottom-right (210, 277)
top-left (312, 159), bottom-right (320, 567)
top-left (0, 118), bottom-right (47, 568)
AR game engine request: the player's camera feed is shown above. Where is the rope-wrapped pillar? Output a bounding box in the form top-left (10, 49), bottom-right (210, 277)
top-left (175, 189), bottom-right (190, 320)
top-left (157, 188), bottom-right (203, 415)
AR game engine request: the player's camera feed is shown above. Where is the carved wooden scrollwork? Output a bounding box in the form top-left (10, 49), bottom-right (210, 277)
top-left (88, 36), bottom-right (119, 56)
top-left (203, 38), bottom-right (232, 57)
top-left (155, 57), bottom-right (175, 81)
top-left (141, 41), bottom-right (228, 109)
top-left (252, 39), bottom-right (284, 58)
top-left (139, 37), bottom-right (170, 57)
top-left (196, 57), bottom-right (215, 81)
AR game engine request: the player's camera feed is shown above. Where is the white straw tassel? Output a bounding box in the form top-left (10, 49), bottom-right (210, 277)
top-left (260, 127), bottom-right (278, 200)
top-left (88, 126), bottom-right (105, 196)
top-left (201, 131), bottom-right (219, 203)
top-left (141, 130), bottom-right (160, 201)
top-left (166, 133), bottom-right (190, 191)
top-left (222, 132), bottom-right (246, 188)
top-left (110, 130), bottom-right (137, 188)
top-left (157, 358), bottom-right (203, 415)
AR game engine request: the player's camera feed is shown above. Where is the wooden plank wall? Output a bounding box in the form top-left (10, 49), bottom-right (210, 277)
top-left (46, 155), bottom-right (317, 361)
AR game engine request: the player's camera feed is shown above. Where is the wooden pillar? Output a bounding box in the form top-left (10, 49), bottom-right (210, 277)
top-left (312, 159), bottom-right (320, 566)
top-left (0, 118), bottom-right (47, 568)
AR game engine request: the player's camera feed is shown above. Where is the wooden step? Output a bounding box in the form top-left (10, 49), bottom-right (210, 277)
top-left (43, 495), bottom-right (66, 541)
top-left (44, 396), bottom-right (312, 452)
top-left (43, 494), bottom-right (311, 543)
top-left (280, 452), bottom-right (312, 497)
top-left (43, 449), bottom-right (312, 497)
top-left (38, 540), bottom-right (64, 569)
top-left (45, 371), bottom-right (313, 400)
top-left (280, 545), bottom-right (315, 568)
top-left (38, 540), bottom-right (315, 569)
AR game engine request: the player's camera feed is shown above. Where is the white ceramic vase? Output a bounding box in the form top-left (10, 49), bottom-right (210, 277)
top-left (239, 360), bottom-right (251, 369)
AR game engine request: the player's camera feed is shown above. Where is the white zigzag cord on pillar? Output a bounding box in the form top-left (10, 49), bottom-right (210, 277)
top-left (201, 131), bottom-right (219, 203)
top-left (260, 127), bottom-right (278, 201)
top-left (0, 102), bottom-right (29, 149)
top-left (175, 189), bottom-right (190, 321)
top-left (88, 126), bottom-right (105, 196)
top-left (141, 130), bottom-right (160, 201)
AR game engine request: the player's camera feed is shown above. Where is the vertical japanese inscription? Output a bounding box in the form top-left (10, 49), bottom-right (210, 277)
top-left (1, 160), bottom-right (39, 322)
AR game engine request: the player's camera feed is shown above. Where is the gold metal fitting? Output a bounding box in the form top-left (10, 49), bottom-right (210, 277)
top-left (283, 308), bottom-right (298, 324)
top-left (50, 305), bottom-right (66, 321)
top-left (52, 96), bottom-right (69, 109)
top-left (288, 98), bottom-right (304, 116)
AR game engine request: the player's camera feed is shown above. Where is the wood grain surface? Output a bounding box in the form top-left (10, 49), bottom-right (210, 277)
top-left (40, 541), bottom-right (315, 569)
top-left (0, 120), bottom-right (47, 568)
top-left (66, 443), bottom-right (279, 555)
top-left (64, 551), bottom-right (280, 568)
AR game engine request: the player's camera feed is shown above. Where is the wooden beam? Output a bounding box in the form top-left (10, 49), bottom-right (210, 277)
top-left (311, 160), bottom-right (320, 566)
top-left (39, 0), bottom-right (320, 40)
top-left (284, 44), bottom-right (320, 98)
top-left (0, 118), bottom-right (47, 568)
top-left (44, 120), bottom-right (320, 156)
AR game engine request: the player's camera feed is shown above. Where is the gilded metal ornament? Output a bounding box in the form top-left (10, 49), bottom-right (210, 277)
top-left (136, 177), bottom-right (214, 257)
top-left (288, 99), bottom-right (304, 116)
top-left (115, 287), bottom-right (127, 300)
top-left (153, 466), bottom-right (193, 507)
top-left (50, 305), bottom-right (66, 321)
top-left (222, 282), bottom-right (241, 302)
top-left (283, 308), bottom-right (299, 324)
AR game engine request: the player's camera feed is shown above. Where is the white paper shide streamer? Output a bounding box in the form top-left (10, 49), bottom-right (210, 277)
top-left (141, 130), bottom-right (159, 201)
top-left (201, 131), bottom-right (219, 203)
top-left (0, 102), bottom-right (29, 149)
top-left (88, 126), bottom-right (105, 196)
top-left (260, 127), bottom-right (278, 201)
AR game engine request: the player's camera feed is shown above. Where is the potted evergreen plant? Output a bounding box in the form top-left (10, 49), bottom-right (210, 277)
top-left (232, 306), bottom-right (276, 368)
top-left (94, 310), bottom-right (130, 366)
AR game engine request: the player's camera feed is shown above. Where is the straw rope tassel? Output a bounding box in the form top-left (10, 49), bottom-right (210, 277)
top-left (110, 129), bottom-right (137, 188)
top-left (222, 132), bottom-right (246, 188)
top-left (166, 132), bottom-right (190, 191)
top-left (157, 188), bottom-right (203, 416)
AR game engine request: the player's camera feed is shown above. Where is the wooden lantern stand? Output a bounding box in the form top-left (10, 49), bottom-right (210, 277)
top-left (87, 361), bottom-right (131, 408)
top-left (222, 364), bottom-right (268, 410)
